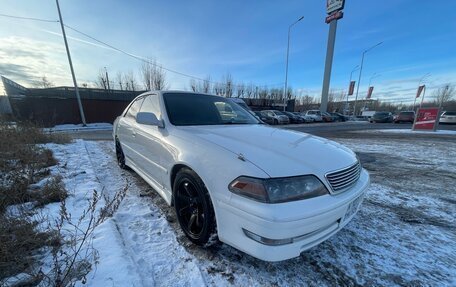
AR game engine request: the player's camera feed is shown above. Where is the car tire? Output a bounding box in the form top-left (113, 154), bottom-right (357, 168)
top-left (115, 139), bottom-right (128, 169)
top-left (173, 168), bottom-right (217, 246)
top-left (274, 119), bottom-right (278, 125)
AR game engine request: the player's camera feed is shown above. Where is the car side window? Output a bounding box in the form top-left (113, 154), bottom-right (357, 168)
top-left (140, 94), bottom-right (161, 119)
top-left (125, 97), bottom-right (144, 119)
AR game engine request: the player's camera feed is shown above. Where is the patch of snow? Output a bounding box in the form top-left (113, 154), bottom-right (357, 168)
top-left (45, 123), bottom-right (113, 133)
top-left (34, 136), bottom-right (455, 286)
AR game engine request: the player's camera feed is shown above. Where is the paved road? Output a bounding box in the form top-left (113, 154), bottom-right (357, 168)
top-left (66, 121), bottom-right (456, 141)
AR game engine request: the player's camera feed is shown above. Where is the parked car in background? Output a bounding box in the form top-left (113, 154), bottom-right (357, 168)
top-left (283, 111), bottom-right (304, 124)
top-left (321, 112), bottom-right (335, 122)
top-left (369, 112), bottom-right (393, 123)
top-left (330, 112), bottom-right (348, 122)
top-left (303, 110), bottom-right (323, 122)
top-left (254, 111), bottom-right (275, 125)
top-left (293, 112), bottom-right (314, 123)
top-left (394, 111), bottom-right (415, 123)
top-left (439, 111), bottom-right (456, 124)
top-left (113, 91), bottom-right (370, 262)
top-left (262, 110), bottom-right (290, 125)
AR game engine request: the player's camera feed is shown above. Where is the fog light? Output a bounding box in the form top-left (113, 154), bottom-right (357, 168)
top-left (242, 229), bottom-right (293, 246)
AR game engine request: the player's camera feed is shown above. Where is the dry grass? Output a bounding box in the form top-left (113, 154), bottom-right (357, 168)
top-left (0, 214), bottom-right (55, 280)
top-left (0, 120), bottom-right (69, 284)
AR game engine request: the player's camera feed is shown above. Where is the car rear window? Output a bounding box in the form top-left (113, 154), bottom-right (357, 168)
top-left (444, 111), bottom-right (456, 116)
top-left (400, 112), bottom-right (414, 115)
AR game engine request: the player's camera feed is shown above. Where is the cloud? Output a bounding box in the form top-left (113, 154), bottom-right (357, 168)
top-left (0, 36), bottom-right (71, 91)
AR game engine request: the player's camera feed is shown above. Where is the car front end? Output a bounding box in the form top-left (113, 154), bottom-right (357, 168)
top-left (217, 168), bottom-right (369, 261)
top-left (187, 125), bottom-right (370, 262)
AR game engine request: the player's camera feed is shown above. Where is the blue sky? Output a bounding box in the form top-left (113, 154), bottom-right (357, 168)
top-left (1, 0), bottom-right (455, 104)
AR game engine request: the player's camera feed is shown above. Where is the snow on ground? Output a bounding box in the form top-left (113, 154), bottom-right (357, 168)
top-left (44, 136), bottom-right (456, 286)
top-left (47, 140), bottom-right (205, 287)
top-left (45, 123), bottom-right (113, 132)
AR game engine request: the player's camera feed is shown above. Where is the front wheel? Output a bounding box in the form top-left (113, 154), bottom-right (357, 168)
top-left (173, 168), bottom-right (217, 245)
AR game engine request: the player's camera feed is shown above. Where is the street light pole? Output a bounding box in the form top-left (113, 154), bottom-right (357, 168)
top-left (353, 41), bottom-right (383, 116)
top-left (56, 0), bottom-right (86, 126)
top-left (283, 16), bottom-right (304, 111)
top-left (346, 65), bottom-right (359, 114)
top-left (363, 73), bottom-right (381, 111)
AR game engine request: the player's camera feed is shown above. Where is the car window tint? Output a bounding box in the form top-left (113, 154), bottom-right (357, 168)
top-left (125, 97), bottom-right (144, 119)
top-left (164, 93), bottom-right (258, 126)
top-left (140, 94), bottom-right (161, 118)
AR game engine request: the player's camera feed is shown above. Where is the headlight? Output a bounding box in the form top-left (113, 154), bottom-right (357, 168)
top-left (229, 175), bottom-right (328, 203)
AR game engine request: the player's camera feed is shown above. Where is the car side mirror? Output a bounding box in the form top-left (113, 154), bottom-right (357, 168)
top-left (136, 112), bottom-right (164, 128)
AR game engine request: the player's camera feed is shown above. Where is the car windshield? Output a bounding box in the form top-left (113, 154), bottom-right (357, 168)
top-left (400, 112), bottom-right (414, 115)
top-left (274, 111), bottom-right (285, 115)
top-left (375, 112), bottom-right (389, 116)
top-left (444, 111), bottom-right (456, 116)
top-left (163, 92), bottom-right (260, 126)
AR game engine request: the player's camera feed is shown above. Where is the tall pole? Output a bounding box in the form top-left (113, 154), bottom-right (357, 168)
top-left (346, 65), bottom-right (359, 114)
top-left (283, 16), bottom-right (304, 111)
top-left (56, 0), bottom-right (86, 125)
top-left (320, 20), bottom-right (338, 113)
top-left (353, 41), bottom-right (383, 116)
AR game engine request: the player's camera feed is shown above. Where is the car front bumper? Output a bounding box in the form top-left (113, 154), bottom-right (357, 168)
top-left (216, 169), bottom-right (370, 262)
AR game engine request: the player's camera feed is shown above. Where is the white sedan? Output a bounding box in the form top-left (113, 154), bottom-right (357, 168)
top-left (113, 91), bottom-right (370, 262)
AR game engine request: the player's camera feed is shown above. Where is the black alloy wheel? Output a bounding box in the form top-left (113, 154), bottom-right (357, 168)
top-left (115, 139), bottom-right (127, 169)
top-left (173, 168), bottom-right (216, 245)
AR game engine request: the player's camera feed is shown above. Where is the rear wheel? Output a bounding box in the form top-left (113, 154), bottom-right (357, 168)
top-left (274, 119), bottom-right (278, 125)
top-left (115, 139), bottom-right (128, 169)
top-left (173, 168), bottom-right (217, 245)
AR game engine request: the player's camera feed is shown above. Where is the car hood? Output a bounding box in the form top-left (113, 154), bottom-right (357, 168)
top-left (176, 125), bottom-right (357, 178)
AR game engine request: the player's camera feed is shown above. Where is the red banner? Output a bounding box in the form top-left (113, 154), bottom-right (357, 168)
top-left (348, 81), bottom-right (355, 95)
top-left (416, 85), bottom-right (425, 98)
top-left (366, 86), bottom-right (374, 99)
top-left (413, 107), bottom-right (440, 131)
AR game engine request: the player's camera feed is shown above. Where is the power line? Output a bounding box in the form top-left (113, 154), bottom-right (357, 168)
top-left (0, 12), bottom-right (284, 89)
top-left (0, 13), bottom-right (59, 23)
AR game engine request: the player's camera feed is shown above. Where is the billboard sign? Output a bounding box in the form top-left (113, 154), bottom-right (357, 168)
top-left (325, 10), bottom-right (343, 24)
top-left (366, 86), bottom-right (374, 99)
top-left (413, 107), bottom-right (440, 131)
top-left (327, 0), bottom-right (345, 14)
top-left (348, 81), bottom-right (356, 95)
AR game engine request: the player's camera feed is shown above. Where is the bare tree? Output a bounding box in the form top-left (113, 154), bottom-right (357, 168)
top-left (38, 75), bottom-right (54, 88)
top-left (433, 84), bottom-right (455, 107)
top-left (124, 71), bottom-right (137, 91)
top-left (140, 60), bottom-right (167, 90)
top-left (236, 82), bottom-right (245, 98)
top-left (189, 79), bottom-right (198, 92)
top-left (116, 72), bottom-right (124, 90)
top-left (223, 73), bottom-right (233, 97)
top-left (203, 76), bottom-right (211, 93)
top-left (96, 69), bottom-right (108, 90)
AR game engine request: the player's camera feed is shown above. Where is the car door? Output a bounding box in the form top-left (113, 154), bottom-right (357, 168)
top-left (134, 94), bottom-right (169, 188)
top-left (117, 96), bottom-right (145, 167)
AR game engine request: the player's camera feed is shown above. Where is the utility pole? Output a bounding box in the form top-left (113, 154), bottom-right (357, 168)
top-left (56, 0), bottom-right (86, 126)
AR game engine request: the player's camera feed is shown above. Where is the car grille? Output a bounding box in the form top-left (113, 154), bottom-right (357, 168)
top-left (326, 162), bottom-right (361, 193)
